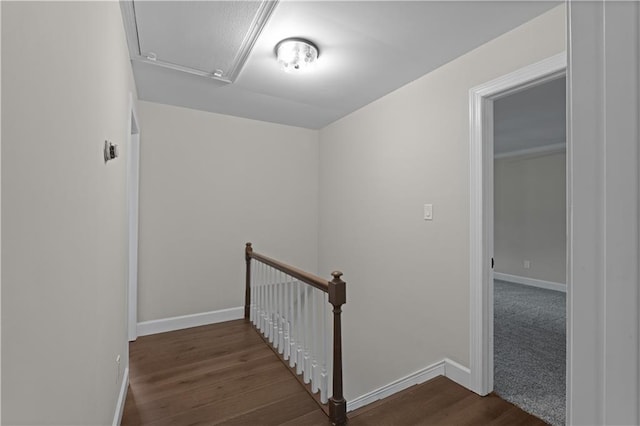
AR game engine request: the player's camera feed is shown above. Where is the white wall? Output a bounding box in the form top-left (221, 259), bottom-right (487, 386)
top-left (2, 2), bottom-right (137, 424)
top-left (494, 151), bottom-right (566, 284)
top-left (137, 101), bottom-right (319, 322)
top-left (318, 5), bottom-right (565, 401)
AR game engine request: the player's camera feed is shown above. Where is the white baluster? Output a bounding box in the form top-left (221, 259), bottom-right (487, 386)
top-left (274, 268), bottom-right (280, 348)
top-left (263, 263), bottom-right (268, 335)
top-left (251, 259), bottom-right (260, 327)
top-left (254, 261), bottom-right (259, 324)
top-left (269, 268), bottom-right (277, 347)
top-left (249, 260), bottom-right (253, 323)
top-left (289, 277), bottom-right (296, 368)
top-left (296, 280), bottom-right (304, 375)
top-left (283, 273), bottom-right (290, 360)
top-left (311, 287), bottom-right (319, 393)
top-left (262, 263), bottom-right (267, 332)
top-left (320, 292), bottom-right (329, 404)
top-left (254, 261), bottom-right (259, 325)
top-left (253, 260), bottom-right (262, 329)
top-left (262, 264), bottom-right (267, 337)
top-left (277, 271), bottom-right (284, 353)
top-left (303, 286), bottom-right (311, 384)
top-left (273, 271), bottom-right (278, 346)
top-left (282, 273), bottom-right (287, 353)
top-left (260, 263), bottom-right (266, 335)
top-left (256, 262), bottom-right (262, 331)
top-left (260, 262), bottom-right (267, 336)
top-left (260, 263), bottom-right (265, 334)
top-left (267, 267), bottom-right (273, 343)
top-left (276, 269), bottom-right (281, 350)
top-left (273, 268), bottom-right (278, 346)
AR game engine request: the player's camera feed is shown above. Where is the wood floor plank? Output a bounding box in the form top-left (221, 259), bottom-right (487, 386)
top-left (143, 378), bottom-right (305, 426)
top-left (123, 320), bottom-right (548, 426)
top-left (125, 362), bottom-right (290, 422)
top-left (279, 409), bottom-right (331, 426)
top-left (128, 351), bottom-right (280, 404)
top-left (216, 392), bottom-right (319, 425)
top-left (417, 393), bottom-right (512, 425)
top-left (129, 330), bottom-right (264, 378)
top-left (348, 376), bottom-right (547, 426)
top-left (349, 376), bottom-right (470, 425)
top-left (123, 320), bottom-right (320, 426)
top-left (489, 402), bottom-right (548, 426)
top-left (130, 344), bottom-right (274, 387)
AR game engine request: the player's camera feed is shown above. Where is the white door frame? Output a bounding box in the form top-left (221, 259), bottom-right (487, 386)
top-left (468, 52), bottom-right (566, 396)
top-left (127, 92), bottom-right (140, 341)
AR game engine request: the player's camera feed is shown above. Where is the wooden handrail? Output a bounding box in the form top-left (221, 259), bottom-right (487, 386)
top-left (244, 242), bottom-right (347, 426)
top-left (245, 243), bottom-right (329, 293)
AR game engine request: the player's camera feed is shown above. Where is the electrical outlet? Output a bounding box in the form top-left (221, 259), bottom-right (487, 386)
top-left (524, 260), bottom-right (531, 269)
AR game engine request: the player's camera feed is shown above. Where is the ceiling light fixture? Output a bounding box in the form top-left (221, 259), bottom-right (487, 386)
top-left (275, 38), bottom-right (319, 72)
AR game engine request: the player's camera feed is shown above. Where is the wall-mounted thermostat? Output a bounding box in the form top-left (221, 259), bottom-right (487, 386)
top-left (104, 140), bottom-right (119, 163)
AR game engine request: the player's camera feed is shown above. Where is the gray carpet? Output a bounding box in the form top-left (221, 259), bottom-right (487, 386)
top-left (494, 280), bottom-right (566, 426)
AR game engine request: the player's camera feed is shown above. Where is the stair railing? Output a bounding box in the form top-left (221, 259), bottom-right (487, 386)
top-left (245, 242), bottom-right (347, 426)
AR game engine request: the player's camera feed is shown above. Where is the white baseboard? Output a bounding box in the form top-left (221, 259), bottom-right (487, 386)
top-left (347, 360), bottom-right (445, 412)
top-left (444, 358), bottom-right (471, 389)
top-left (112, 367), bottom-right (129, 426)
top-left (494, 272), bottom-right (566, 293)
top-left (137, 306), bottom-right (244, 337)
top-left (347, 358), bottom-right (473, 412)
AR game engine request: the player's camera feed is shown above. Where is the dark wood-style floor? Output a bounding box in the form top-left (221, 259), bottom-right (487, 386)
top-left (123, 319), bottom-right (546, 425)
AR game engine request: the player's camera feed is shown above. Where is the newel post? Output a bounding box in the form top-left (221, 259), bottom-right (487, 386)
top-left (328, 271), bottom-right (347, 425)
top-left (244, 242), bottom-right (253, 319)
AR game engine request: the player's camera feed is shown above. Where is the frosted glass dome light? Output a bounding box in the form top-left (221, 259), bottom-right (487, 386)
top-left (275, 38), bottom-right (319, 72)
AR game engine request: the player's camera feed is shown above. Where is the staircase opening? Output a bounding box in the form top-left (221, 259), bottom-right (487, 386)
top-left (245, 242), bottom-right (347, 425)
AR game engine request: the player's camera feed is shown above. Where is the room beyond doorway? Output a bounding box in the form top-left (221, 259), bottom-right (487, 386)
top-left (492, 76), bottom-right (567, 425)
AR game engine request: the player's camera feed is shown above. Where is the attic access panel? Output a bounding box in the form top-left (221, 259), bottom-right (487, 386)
top-left (122, 1), bottom-right (278, 83)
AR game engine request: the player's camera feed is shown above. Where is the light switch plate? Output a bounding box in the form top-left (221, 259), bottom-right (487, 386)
top-left (424, 204), bottom-right (433, 220)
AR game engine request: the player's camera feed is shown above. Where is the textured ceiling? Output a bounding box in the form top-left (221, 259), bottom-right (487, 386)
top-left (494, 77), bottom-right (566, 155)
top-left (125, 1), bottom-right (560, 129)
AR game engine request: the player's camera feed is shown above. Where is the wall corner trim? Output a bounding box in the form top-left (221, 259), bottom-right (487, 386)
top-left (136, 306), bottom-right (244, 337)
top-left (494, 272), bottom-right (566, 293)
top-left (112, 367), bottom-right (129, 426)
top-left (347, 358), bottom-right (472, 413)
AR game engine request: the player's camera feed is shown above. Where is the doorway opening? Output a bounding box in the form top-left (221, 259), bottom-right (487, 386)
top-left (468, 53), bottom-right (567, 422)
top-left (492, 76), bottom-right (566, 425)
